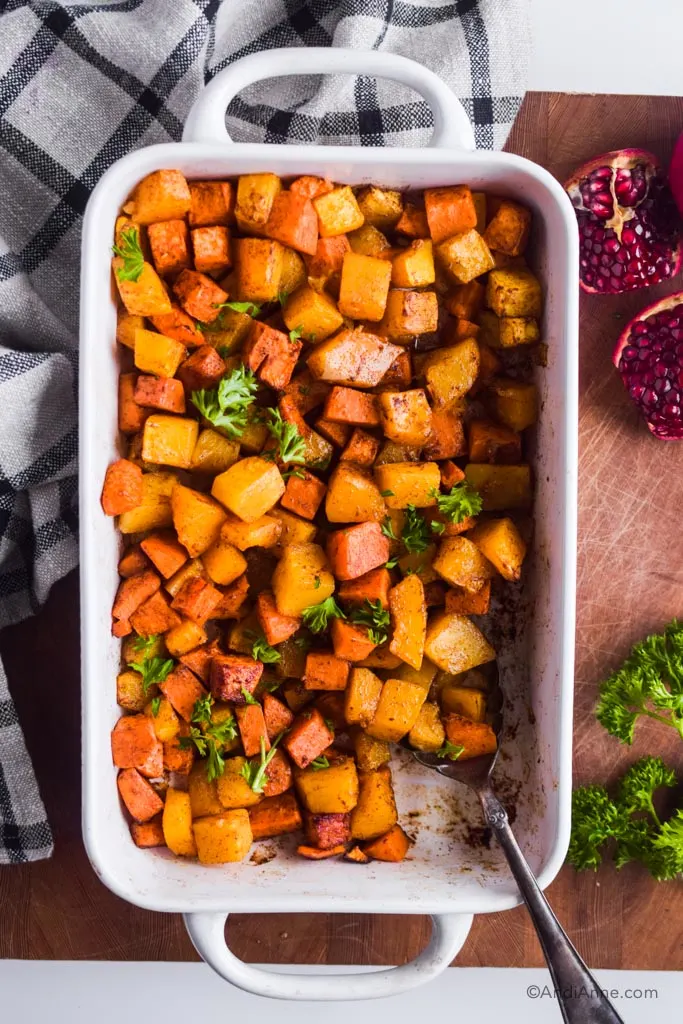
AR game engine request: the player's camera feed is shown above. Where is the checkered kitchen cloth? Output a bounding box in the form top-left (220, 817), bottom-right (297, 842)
top-left (0, 0), bottom-right (531, 863)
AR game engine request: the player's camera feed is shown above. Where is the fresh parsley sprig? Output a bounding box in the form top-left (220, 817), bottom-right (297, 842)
top-left (310, 756), bottom-right (330, 771)
top-left (301, 596), bottom-right (346, 634)
top-left (131, 633), bottom-right (160, 656)
top-left (436, 740), bottom-right (465, 761)
top-left (241, 688), bottom-right (260, 706)
top-left (350, 599), bottom-right (391, 646)
top-left (191, 365), bottom-right (259, 439)
top-left (112, 226), bottom-right (144, 282)
top-left (127, 652), bottom-right (174, 694)
top-left (262, 407), bottom-right (306, 465)
top-left (245, 630), bottom-right (281, 664)
top-left (381, 516), bottom-right (397, 541)
top-left (180, 695), bottom-right (239, 782)
top-left (240, 732), bottom-right (285, 794)
top-left (402, 505), bottom-right (431, 554)
top-left (430, 482), bottom-right (483, 525)
top-left (216, 300), bottom-right (262, 317)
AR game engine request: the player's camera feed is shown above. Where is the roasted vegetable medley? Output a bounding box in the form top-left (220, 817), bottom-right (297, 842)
top-left (104, 169), bottom-right (541, 865)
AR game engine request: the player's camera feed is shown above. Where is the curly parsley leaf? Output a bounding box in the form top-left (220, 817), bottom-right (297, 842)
top-left (381, 516), bottom-right (397, 541)
top-left (241, 688), bottom-right (260, 706)
top-left (181, 695), bottom-right (238, 781)
top-left (191, 365), bottom-right (259, 439)
top-left (216, 300), bottom-right (262, 317)
top-left (310, 756), bottom-right (330, 772)
top-left (245, 630), bottom-right (281, 665)
top-left (402, 505), bottom-right (431, 554)
top-left (131, 633), bottom-right (159, 656)
top-left (350, 599), bottom-right (391, 646)
top-left (112, 226), bottom-right (144, 282)
top-left (289, 325), bottom-right (304, 344)
top-left (435, 740), bottom-right (465, 762)
top-left (430, 482), bottom-right (483, 524)
top-left (301, 596), bottom-right (346, 634)
top-left (240, 732), bottom-right (285, 793)
top-left (262, 407), bottom-right (306, 465)
top-left (282, 466), bottom-right (307, 481)
top-left (127, 655), bottom-right (174, 694)
top-left (618, 756), bottom-right (677, 826)
top-left (150, 696), bottom-right (162, 717)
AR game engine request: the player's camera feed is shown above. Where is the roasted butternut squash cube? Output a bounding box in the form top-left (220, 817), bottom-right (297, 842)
top-left (313, 185), bottom-right (364, 237)
top-left (272, 542), bottom-right (335, 617)
top-left (380, 289), bottom-right (438, 337)
top-left (443, 713), bottom-right (497, 759)
top-left (441, 685), bottom-right (487, 721)
top-left (433, 536), bottom-right (496, 593)
top-left (424, 185), bottom-right (477, 244)
top-left (373, 461), bottom-right (440, 509)
top-left (200, 307), bottom-right (252, 355)
top-left (483, 199), bottom-right (531, 256)
top-left (269, 507), bottom-right (317, 550)
top-left (325, 463), bottom-right (386, 523)
top-left (408, 702), bottom-right (445, 752)
top-left (202, 536), bottom-right (248, 586)
top-left (388, 573), bottom-right (427, 670)
top-left (344, 668), bottom-right (383, 728)
top-left (304, 234), bottom-right (350, 284)
top-left (393, 658), bottom-right (438, 690)
top-left (220, 512), bottom-right (282, 551)
top-left (467, 419), bottom-right (521, 464)
top-left (347, 223), bottom-right (391, 257)
top-left (134, 328), bottom-right (186, 379)
top-left (464, 463), bottom-right (532, 511)
top-left (437, 229), bottom-right (495, 284)
top-left (235, 172), bottom-right (282, 234)
top-left (468, 517), bottom-right (527, 581)
top-left (282, 285), bottom-right (343, 342)
top-left (423, 339), bottom-right (480, 407)
top-left (190, 429), bottom-right (240, 475)
top-left (125, 170), bottom-right (191, 225)
top-left (141, 415), bottom-right (198, 469)
top-left (378, 389), bottom-right (433, 446)
top-left (445, 280), bottom-right (486, 320)
top-left (193, 810), bottom-right (253, 864)
top-left (234, 238), bottom-right (284, 304)
top-left (162, 787), bottom-right (197, 857)
top-left (391, 240), bottom-right (435, 288)
top-left (188, 762), bottom-right (223, 817)
top-left (280, 246), bottom-right (308, 297)
top-left (444, 581), bottom-right (491, 616)
top-left (295, 756), bottom-right (359, 814)
top-left (353, 731), bottom-right (391, 772)
top-left (424, 612), bottom-right (496, 674)
top-left (486, 267), bottom-right (542, 317)
top-left (118, 471), bottom-right (176, 533)
top-left (171, 483), bottom-right (227, 556)
top-left (116, 310), bottom-right (145, 350)
top-left (165, 619), bottom-right (207, 658)
top-left (489, 379), bottom-right (538, 431)
top-left (211, 457), bottom-right (285, 522)
top-left (395, 203), bottom-right (429, 239)
top-left (350, 766), bottom-right (397, 841)
top-left (338, 252), bottom-right (392, 321)
top-left (367, 677), bottom-right (426, 742)
top-left (165, 557), bottom-right (207, 598)
top-left (477, 310), bottom-right (501, 349)
top-left (498, 316), bottom-right (540, 348)
top-left (307, 327), bottom-right (401, 388)
top-left (114, 261), bottom-right (172, 317)
top-left (356, 186), bottom-right (403, 231)
top-left (216, 757), bottom-right (264, 809)
top-left (397, 544), bottom-right (439, 585)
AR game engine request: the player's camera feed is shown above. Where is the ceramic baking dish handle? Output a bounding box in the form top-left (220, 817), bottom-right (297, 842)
top-left (183, 48), bottom-right (475, 150)
top-left (184, 911), bottom-right (472, 1000)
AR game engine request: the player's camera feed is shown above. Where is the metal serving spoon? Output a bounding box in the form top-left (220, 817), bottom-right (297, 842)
top-left (403, 678), bottom-right (624, 1024)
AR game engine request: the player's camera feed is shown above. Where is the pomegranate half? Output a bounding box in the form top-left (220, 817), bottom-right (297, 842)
top-left (565, 149), bottom-right (681, 294)
top-left (613, 292), bottom-right (683, 440)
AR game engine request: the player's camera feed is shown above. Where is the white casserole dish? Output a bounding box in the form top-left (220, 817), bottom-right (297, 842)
top-left (80, 48), bottom-right (579, 1001)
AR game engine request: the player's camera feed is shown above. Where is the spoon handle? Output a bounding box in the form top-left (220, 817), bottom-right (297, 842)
top-left (478, 786), bottom-right (624, 1024)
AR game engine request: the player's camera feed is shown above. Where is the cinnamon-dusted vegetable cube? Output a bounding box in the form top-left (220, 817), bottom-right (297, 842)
top-left (379, 390), bottom-right (433, 446)
top-left (114, 259), bottom-right (172, 318)
top-left (440, 461), bottom-right (466, 490)
top-left (297, 843), bottom-right (346, 859)
top-left (147, 219), bottom-right (191, 277)
top-left (354, 732), bottom-right (389, 770)
top-left (217, 757), bottom-right (264, 809)
top-left (395, 203), bottom-right (429, 239)
top-left (281, 469), bottom-right (326, 520)
top-left (191, 429), bottom-right (240, 475)
top-left (210, 654), bottom-right (263, 703)
top-left (295, 755), bottom-right (358, 813)
top-left (388, 573), bottom-right (427, 671)
top-left (327, 521), bottom-right (389, 580)
top-left (262, 748), bottom-right (293, 797)
top-left (325, 462), bottom-right (386, 524)
top-left (345, 845), bottom-right (370, 864)
top-left (171, 483), bottom-right (227, 556)
top-left (303, 650), bottom-right (350, 691)
top-left (338, 568), bottom-right (390, 609)
top-left (338, 252), bottom-right (392, 321)
top-left (262, 693), bottom-right (295, 741)
top-left (173, 268), bottom-right (228, 323)
top-left (441, 684), bottom-right (487, 720)
top-left (130, 588), bottom-right (181, 636)
top-left (314, 691), bottom-right (346, 732)
top-left (340, 429), bottom-right (380, 468)
top-left (249, 793), bottom-right (302, 839)
top-left (443, 318), bottom-right (480, 344)
top-left (423, 407), bottom-right (466, 461)
top-left (425, 185), bottom-right (477, 244)
top-left (433, 536), bottom-right (495, 593)
top-left (471, 191), bottom-right (486, 232)
top-left (279, 246), bottom-right (308, 299)
top-left (437, 229), bottom-right (495, 284)
top-left (313, 185), bottom-right (364, 237)
top-left (356, 186), bottom-right (403, 231)
top-left (486, 267), bottom-right (542, 317)
top-left (367, 677), bottom-right (426, 742)
top-left (264, 190), bottom-right (318, 255)
top-left (191, 225), bottom-right (231, 276)
top-left (165, 556), bottom-right (206, 598)
top-left (290, 176), bottom-right (334, 200)
top-left (305, 812), bottom-right (351, 850)
top-left (408, 701), bottom-right (445, 752)
top-left (464, 463), bottom-right (532, 511)
top-left (424, 612), bottom-right (496, 674)
top-left (200, 307), bottom-right (252, 355)
top-left (134, 375), bottom-right (186, 414)
top-left (483, 198), bottom-right (531, 256)
top-left (312, 420), bottom-right (350, 455)
top-left (117, 767), bottom-right (164, 823)
top-left (468, 419), bottom-right (522, 464)
top-left (235, 172), bottom-right (282, 234)
top-left (234, 238), bottom-right (284, 304)
top-left (116, 310), bottom-right (145, 350)
top-left (348, 223), bottom-right (391, 258)
top-left (165, 619), bottom-right (207, 658)
top-left (188, 180), bottom-right (234, 227)
top-left (380, 289), bottom-right (438, 337)
top-left (166, 730), bottom-right (200, 775)
top-left (242, 321), bottom-right (301, 389)
top-left (202, 535), bottom-right (248, 586)
top-left (235, 703), bottom-right (270, 758)
top-left (443, 713), bottom-right (497, 759)
top-left (330, 619), bottom-right (377, 662)
top-left (188, 762), bottom-right (223, 818)
top-left (304, 234), bottom-right (350, 282)
top-left (140, 531), bottom-right (187, 579)
top-left (323, 386), bottom-right (380, 427)
top-left (277, 395), bottom-right (334, 469)
top-left (270, 507), bottom-right (317, 550)
top-left (130, 818), bottom-right (166, 848)
top-left (391, 240), bottom-right (435, 288)
top-left (373, 461), bottom-right (440, 509)
top-left (379, 349), bottom-right (412, 390)
top-left (150, 305), bottom-right (203, 348)
top-left (220, 512), bottom-right (282, 551)
top-left (212, 456), bottom-right (285, 523)
top-left (445, 280), bottom-right (486, 320)
top-left (284, 708), bottom-right (334, 770)
top-left (363, 824), bottom-right (410, 862)
top-left (216, 575), bottom-right (250, 620)
top-left (498, 316), bottom-right (540, 348)
top-left (118, 545), bottom-right (149, 579)
top-left (307, 327), bottom-right (401, 389)
top-left (282, 285), bottom-right (344, 343)
top-left (349, 765), bottom-right (397, 840)
top-left (344, 668), bottom-right (383, 727)
top-left (142, 415), bottom-right (198, 470)
top-left (111, 715), bottom-right (162, 775)
top-left (118, 470), bottom-right (177, 534)
top-left (118, 373), bottom-right (148, 434)
top-left (489, 380), bottom-right (538, 432)
top-left (255, 593), bottom-right (299, 647)
top-left (161, 787), bottom-right (197, 856)
top-left (101, 458), bottom-right (143, 516)
top-left (134, 327), bottom-right (186, 378)
top-left (272, 541), bottom-right (335, 617)
top-left (445, 580), bottom-right (491, 616)
top-left (171, 575), bottom-right (222, 624)
top-left (468, 517), bottom-right (527, 581)
top-left (179, 638), bottom-right (222, 684)
top-left (423, 338), bottom-right (480, 407)
top-left (125, 169), bottom-right (190, 224)
top-left (112, 569), bottom-right (161, 622)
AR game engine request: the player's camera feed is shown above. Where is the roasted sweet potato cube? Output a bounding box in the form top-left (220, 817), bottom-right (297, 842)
top-left (165, 557), bottom-right (207, 598)
top-left (172, 268), bottom-right (228, 323)
top-left (243, 321), bottom-right (302, 390)
top-left (363, 824), bottom-right (410, 862)
top-left (133, 375), bottom-right (186, 414)
top-left (445, 280), bottom-right (486, 320)
top-left (263, 190), bottom-right (318, 255)
top-left (125, 169), bottom-right (190, 225)
top-left (235, 704), bottom-right (270, 758)
top-left (340, 429), bottom-right (380, 468)
top-left (304, 234), bottom-right (350, 282)
top-left (118, 544), bottom-right (149, 579)
top-left (424, 185), bottom-right (477, 244)
top-left (277, 395), bottom-right (335, 470)
top-left (380, 289), bottom-right (438, 337)
top-left (255, 591), bottom-right (300, 646)
top-left (483, 199), bottom-right (531, 256)
top-left (391, 240), bottom-right (435, 288)
top-left (306, 327), bottom-right (401, 388)
top-left (323, 386), bottom-right (380, 427)
top-left (117, 768), bottom-right (164, 823)
top-left (314, 691), bottom-right (346, 731)
top-left (171, 483), bottom-right (227, 556)
top-left (379, 390), bottom-right (433, 447)
top-left (423, 338), bottom-right (480, 407)
top-left (134, 327), bottom-right (186, 379)
top-left (304, 650), bottom-right (350, 691)
top-left (433, 536), bottom-right (495, 593)
top-left (235, 172), bottom-right (282, 233)
top-left (117, 310), bottom-right (145, 350)
top-left (345, 844), bottom-right (370, 864)
top-left (210, 654), bottom-right (263, 703)
top-left (140, 531), bottom-right (187, 579)
top-left (249, 793), bottom-right (302, 839)
top-left (290, 176), bottom-right (334, 201)
top-left (147, 219), bottom-right (191, 277)
top-left (305, 812), bottom-right (351, 850)
top-left (338, 568), bottom-right (390, 610)
top-left (101, 458), bottom-right (143, 516)
top-left (443, 713), bottom-right (497, 759)
top-left (284, 708), bottom-right (335, 769)
top-left (118, 470), bottom-right (177, 533)
top-left (312, 416), bottom-right (350, 449)
top-left (338, 252), bottom-right (392, 321)
top-left (171, 575), bottom-right (222, 624)
top-left (262, 748), bottom-right (293, 797)
top-left (111, 715), bottom-right (162, 776)
top-left (440, 460), bottom-right (466, 490)
top-left (331, 619), bottom-right (377, 662)
top-left (296, 843), bottom-right (346, 859)
top-left (443, 318), bottom-right (480, 344)
top-left (498, 316), bottom-right (540, 348)
top-left (395, 203), bottom-right (429, 238)
top-left (424, 612), bottom-right (496, 674)
top-left (179, 638), bottom-right (222, 684)
top-left (118, 373), bottom-right (148, 434)
top-left (327, 521), bottom-right (390, 581)
top-left (437, 229), bottom-right (495, 284)
top-left (468, 517), bottom-right (527, 581)
top-left (262, 694), bottom-right (295, 741)
top-left (149, 305), bottom-right (203, 348)
top-left (422, 407), bottom-right (466, 461)
top-left (281, 469), bottom-right (326, 520)
top-left (313, 185), bottom-right (364, 237)
top-left (130, 818), bottom-right (166, 848)
top-left (130, 589), bottom-right (182, 635)
top-left (112, 569), bottom-right (161, 622)
top-left (486, 267), bottom-right (542, 317)
top-left (188, 180), bottom-right (234, 227)
top-left (468, 419), bottom-right (522, 464)
top-left (325, 462), bottom-right (386, 523)
top-left (234, 238), bottom-right (284, 304)
top-left (444, 580), bottom-right (491, 615)
top-left (373, 462), bottom-right (440, 510)
top-left (212, 457), bottom-right (285, 523)
top-left (191, 225), bottom-right (231, 276)
top-left (464, 463), bottom-right (532, 511)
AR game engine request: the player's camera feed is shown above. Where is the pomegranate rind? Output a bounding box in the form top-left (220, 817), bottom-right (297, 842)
top-left (669, 132), bottom-right (683, 219)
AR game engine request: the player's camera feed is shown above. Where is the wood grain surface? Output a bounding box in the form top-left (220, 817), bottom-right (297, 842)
top-left (2, 92), bottom-right (683, 970)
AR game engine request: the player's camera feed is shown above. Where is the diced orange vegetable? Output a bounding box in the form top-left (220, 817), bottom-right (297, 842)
top-left (249, 793), bottom-right (302, 839)
top-left (262, 748), bottom-right (293, 797)
top-left (424, 185), bottom-right (477, 244)
top-left (172, 268), bottom-right (228, 323)
top-left (303, 651), bottom-right (350, 691)
top-left (191, 225), bottom-right (232, 276)
top-left (445, 280), bottom-right (485, 320)
top-left (444, 581), bottom-right (491, 615)
top-left (118, 545), bottom-right (149, 578)
top-left (117, 767), bottom-right (164, 823)
top-left (313, 691), bottom-right (346, 731)
top-left (345, 845), bottom-right (370, 864)
top-left (338, 567), bottom-right (390, 608)
top-left (284, 708), bottom-right (334, 769)
top-left (165, 619), bottom-right (207, 657)
top-left (314, 416), bottom-right (351, 448)
top-left (255, 591), bottom-right (300, 646)
top-left (483, 198), bottom-right (531, 256)
top-left (212, 574), bottom-right (250, 620)
top-left (188, 180), bottom-right (234, 227)
top-left (443, 712), bottom-right (497, 759)
top-left (363, 824), bottom-right (410, 862)
top-left (118, 373), bottom-right (148, 434)
top-left (133, 375), bottom-right (186, 414)
top-left (171, 576), bottom-right (222, 624)
top-left (443, 318), bottom-right (481, 343)
top-left (150, 305), bottom-right (203, 347)
top-left (140, 531), bottom-right (188, 579)
top-left (130, 818), bottom-right (166, 848)
top-left (304, 234), bottom-right (350, 280)
top-left (112, 569), bottom-right (160, 623)
top-left (323, 387), bottom-right (380, 427)
top-left (296, 843), bottom-right (346, 859)
top-left (262, 693), bottom-right (295, 741)
top-left (111, 715), bottom-right (162, 777)
top-left (280, 470), bottom-right (326, 520)
top-left (330, 619), bottom-right (376, 662)
top-left (379, 350), bottom-right (412, 390)
top-left (101, 458), bottom-right (143, 516)
top-left (395, 203), bottom-right (429, 238)
top-left (326, 522), bottom-right (390, 581)
top-left (282, 370), bottom-right (331, 415)
top-left (423, 407), bottom-right (466, 461)
top-left (125, 169), bottom-right (191, 224)
top-left (177, 345), bottom-right (225, 393)
top-left (264, 190), bottom-right (318, 255)
top-left (130, 589), bottom-right (182, 635)
top-left (468, 419), bottom-right (522, 464)
top-left (179, 638), bottom-right (222, 684)
top-left (147, 219), bottom-right (191, 277)
top-left (163, 731), bottom-right (194, 774)
top-left (210, 654), bottom-right (263, 703)
top-left (243, 321), bottom-right (302, 390)
top-left (236, 703), bottom-right (270, 758)
top-left (340, 428), bottom-right (380, 468)
top-left (305, 812), bottom-right (351, 849)
top-left (290, 176), bottom-right (334, 201)
top-left (338, 252), bottom-right (392, 321)
top-left (160, 664), bottom-right (207, 721)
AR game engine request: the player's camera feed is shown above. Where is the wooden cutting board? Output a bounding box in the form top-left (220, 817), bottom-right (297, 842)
top-left (1, 92), bottom-right (683, 970)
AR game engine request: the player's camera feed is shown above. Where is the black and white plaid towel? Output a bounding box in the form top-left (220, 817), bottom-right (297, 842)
top-left (0, 0), bottom-right (530, 864)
